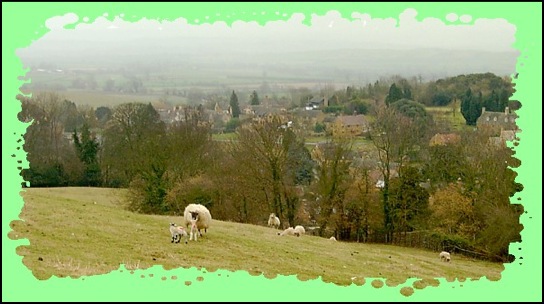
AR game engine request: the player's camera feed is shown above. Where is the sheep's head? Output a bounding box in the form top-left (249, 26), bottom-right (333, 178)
top-left (170, 222), bottom-right (176, 227)
top-left (269, 213), bottom-right (276, 219)
top-left (190, 211), bottom-right (199, 221)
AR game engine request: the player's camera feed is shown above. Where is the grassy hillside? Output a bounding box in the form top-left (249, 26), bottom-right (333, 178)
top-left (10, 187), bottom-right (504, 289)
top-left (426, 105), bottom-right (472, 132)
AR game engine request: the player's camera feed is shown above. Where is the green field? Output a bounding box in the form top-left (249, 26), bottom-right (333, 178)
top-left (426, 106), bottom-right (472, 132)
top-left (10, 187), bottom-right (504, 291)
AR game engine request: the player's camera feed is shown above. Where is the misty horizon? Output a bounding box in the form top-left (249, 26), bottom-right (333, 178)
top-left (16, 9), bottom-right (520, 88)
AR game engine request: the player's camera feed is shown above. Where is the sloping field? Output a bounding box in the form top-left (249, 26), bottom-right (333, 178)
top-left (9, 187), bottom-right (504, 289)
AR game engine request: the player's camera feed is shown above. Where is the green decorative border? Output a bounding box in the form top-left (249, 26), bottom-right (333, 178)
top-left (2, 2), bottom-right (541, 301)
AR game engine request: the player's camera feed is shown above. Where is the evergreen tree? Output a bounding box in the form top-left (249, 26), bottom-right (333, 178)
top-left (229, 90), bottom-right (241, 118)
top-left (498, 88), bottom-right (509, 111)
top-left (403, 87), bottom-right (412, 100)
top-left (390, 166), bottom-right (430, 235)
top-left (385, 83), bottom-right (404, 106)
top-left (484, 90), bottom-right (499, 112)
top-left (73, 123), bottom-right (101, 186)
top-left (250, 90), bottom-right (260, 105)
top-left (461, 88), bottom-right (483, 126)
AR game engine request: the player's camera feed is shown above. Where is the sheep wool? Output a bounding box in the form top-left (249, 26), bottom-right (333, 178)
top-left (169, 223), bottom-right (188, 243)
top-left (189, 218), bottom-right (199, 241)
top-left (277, 227), bottom-right (296, 236)
top-left (183, 203), bottom-right (212, 238)
top-left (293, 225), bottom-right (306, 237)
top-left (268, 213), bottom-right (281, 229)
top-left (439, 251), bottom-right (451, 262)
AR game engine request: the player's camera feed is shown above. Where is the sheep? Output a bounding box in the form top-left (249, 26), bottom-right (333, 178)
top-left (277, 227), bottom-right (296, 236)
top-left (267, 213), bottom-right (281, 229)
top-left (329, 236), bottom-right (337, 241)
top-left (189, 217), bottom-right (199, 241)
top-left (183, 203), bottom-right (212, 238)
top-left (293, 225), bottom-right (306, 237)
top-left (169, 223), bottom-right (188, 244)
top-left (439, 251), bottom-right (451, 262)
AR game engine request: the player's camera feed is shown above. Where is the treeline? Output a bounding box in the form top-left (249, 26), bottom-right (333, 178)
top-left (18, 72), bottom-right (522, 262)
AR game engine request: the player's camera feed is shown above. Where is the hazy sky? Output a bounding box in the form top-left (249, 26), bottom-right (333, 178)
top-left (21, 8), bottom-right (517, 55)
top-left (16, 8), bottom-right (519, 84)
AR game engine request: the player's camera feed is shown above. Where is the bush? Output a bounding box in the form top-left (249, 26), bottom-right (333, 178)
top-left (166, 175), bottom-right (216, 215)
top-left (314, 122), bottom-right (326, 133)
top-left (127, 169), bottom-right (169, 215)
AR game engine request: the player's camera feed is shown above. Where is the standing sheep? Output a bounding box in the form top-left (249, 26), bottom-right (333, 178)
top-left (169, 223), bottom-right (188, 244)
top-left (183, 203), bottom-right (212, 238)
top-left (293, 225), bottom-right (306, 237)
top-left (189, 217), bottom-right (199, 241)
top-left (267, 213), bottom-right (281, 229)
top-left (439, 251), bottom-right (451, 262)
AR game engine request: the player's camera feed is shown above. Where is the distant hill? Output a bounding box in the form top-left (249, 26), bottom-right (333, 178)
top-left (18, 43), bottom-right (518, 84)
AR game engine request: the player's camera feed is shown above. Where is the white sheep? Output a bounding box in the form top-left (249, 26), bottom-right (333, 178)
top-left (189, 217), bottom-right (199, 241)
top-left (439, 251), bottom-right (451, 262)
top-left (329, 236), bottom-right (337, 241)
top-left (277, 227), bottom-right (296, 236)
top-left (293, 225), bottom-right (306, 237)
top-left (183, 203), bottom-right (212, 239)
top-left (267, 213), bottom-right (281, 229)
top-left (169, 223), bottom-right (188, 244)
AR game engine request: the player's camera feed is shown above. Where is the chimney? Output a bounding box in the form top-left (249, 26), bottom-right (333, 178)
top-left (505, 107), bottom-right (509, 114)
top-left (481, 107), bottom-right (486, 115)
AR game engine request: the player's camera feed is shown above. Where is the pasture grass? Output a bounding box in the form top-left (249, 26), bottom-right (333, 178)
top-left (10, 187), bottom-right (504, 288)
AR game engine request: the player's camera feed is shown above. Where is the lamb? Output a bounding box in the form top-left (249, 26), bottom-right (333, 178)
top-left (439, 251), bottom-right (451, 262)
top-left (277, 227), bottom-right (296, 236)
top-left (267, 213), bottom-right (281, 229)
top-left (293, 225), bottom-right (305, 237)
top-left (189, 217), bottom-right (199, 241)
top-left (169, 223), bottom-right (188, 244)
top-left (183, 203), bottom-right (212, 239)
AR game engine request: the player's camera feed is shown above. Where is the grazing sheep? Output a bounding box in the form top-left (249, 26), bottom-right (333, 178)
top-left (277, 227), bottom-right (296, 236)
top-left (183, 203), bottom-right (212, 237)
top-left (293, 225), bottom-right (306, 237)
top-left (329, 236), bottom-right (337, 241)
top-left (267, 213), bottom-right (281, 229)
top-left (439, 251), bottom-right (451, 262)
top-left (169, 223), bottom-right (188, 243)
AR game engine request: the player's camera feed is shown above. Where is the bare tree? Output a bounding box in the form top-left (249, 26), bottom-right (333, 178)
top-left (228, 115), bottom-right (308, 226)
top-left (310, 136), bottom-right (354, 238)
top-left (369, 105), bottom-right (425, 243)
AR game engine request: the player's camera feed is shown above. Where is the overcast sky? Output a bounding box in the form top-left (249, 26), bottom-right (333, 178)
top-left (21, 8), bottom-right (518, 54)
top-left (16, 9), bottom-right (519, 83)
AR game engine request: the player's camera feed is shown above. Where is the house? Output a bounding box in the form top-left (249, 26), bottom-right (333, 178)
top-left (330, 115), bottom-right (369, 137)
top-left (488, 128), bottom-right (520, 148)
top-left (477, 107), bottom-right (518, 131)
top-left (305, 96), bottom-right (330, 110)
top-left (243, 104), bottom-right (287, 124)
